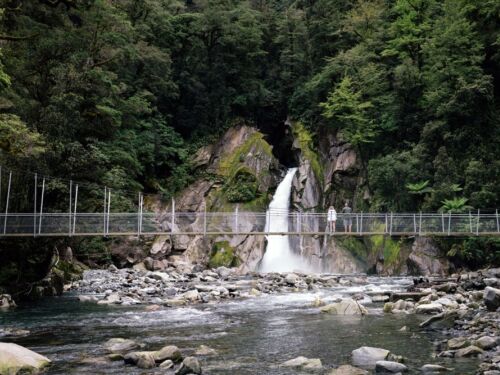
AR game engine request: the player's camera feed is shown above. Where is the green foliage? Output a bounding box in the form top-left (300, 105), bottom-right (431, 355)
top-left (224, 167), bottom-right (258, 203)
top-left (368, 150), bottom-right (426, 211)
top-left (219, 131), bottom-right (272, 178)
top-left (0, 114), bottom-right (45, 158)
top-left (0, 0), bottom-right (497, 221)
top-left (377, 236), bottom-right (402, 266)
top-left (406, 180), bottom-right (432, 195)
top-left (209, 241), bottom-right (239, 268)
top-left (446, 237), bottom-right (500, 269)
top-left (320, 75), bottom-right (377, 146)
top-left (338, 236), bottom-right (369, 261)
top-left (440, 197), bottom-right (473, 213)
top-left (291, 122), bottom-right (323, 181)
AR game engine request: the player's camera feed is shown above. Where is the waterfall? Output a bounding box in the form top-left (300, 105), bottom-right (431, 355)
top-left (260, 168), bottom-right (310, 273)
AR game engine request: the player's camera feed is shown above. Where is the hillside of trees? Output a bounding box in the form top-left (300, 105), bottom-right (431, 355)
top-left (0, 0), bottom-right (499, 213)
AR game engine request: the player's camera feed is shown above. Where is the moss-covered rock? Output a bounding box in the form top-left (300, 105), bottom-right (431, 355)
top-left (208, 241), bottom-right (239, 268)
top-left (0, 343), bottom-right (51, 374)
top-left (55, 260), bottom-right (87, 282)
top-left (219, 131), bottom-right (273, 179)
top-left (291, 122), bottom-right (323, 182)
top-left (224, 166), bottom-right (259, 203)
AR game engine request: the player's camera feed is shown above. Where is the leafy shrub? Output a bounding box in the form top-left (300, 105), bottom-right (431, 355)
top-left (446, 237), bottom-right (500, 269)
top-left (224, 167), bottom-right (258, 203)
top-left (209, 241), bottom-right (239, 268)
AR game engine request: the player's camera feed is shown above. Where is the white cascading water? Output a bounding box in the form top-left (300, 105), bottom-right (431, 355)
top-left (260, 168), bottom-right (310, 273)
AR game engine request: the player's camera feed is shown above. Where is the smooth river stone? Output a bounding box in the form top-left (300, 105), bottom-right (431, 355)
top-left (0, 343), bottom-right (51, 374)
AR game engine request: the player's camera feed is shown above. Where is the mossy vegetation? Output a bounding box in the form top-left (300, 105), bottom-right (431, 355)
top-left (218, 131), bottom-right (273, 178)
top-left (55, 260), bottom-right (87, 282)
top-left (338, 229), bottom-right (404, 268)
top-left (211, 130), bottom-right (275, 206)
top-left (208, 241), bottom-right (239, 268)
top-left (291, 122), bottom-right (323, 182)
top-left (338, 237), bottom-right (369, 261)
top-left (371, 235), bottom-right (403, 266)
top-left (224, 166), bottom-right (259, 203)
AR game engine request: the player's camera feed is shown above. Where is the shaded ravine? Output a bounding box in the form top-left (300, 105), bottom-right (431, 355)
top-left (0, 278), bottom-right (480, 374)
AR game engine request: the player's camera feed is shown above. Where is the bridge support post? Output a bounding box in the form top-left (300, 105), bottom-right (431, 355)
top-left (234, 205), bottom-right (239, 234)
top-left (360, 212), bottom-right (363, 235)
top-left (73, 184), bottom-right (78, 235)
top-left (476, 209), bottom-right (480, 236)
top-left (103, 187), bottom-right (107, 236)
top-left (384, 213), bottom-right (388, 233)
top-left (469, 211), bottom-right (473, 233)
top-left (413, 213), bottom-right (416, 233)
top-left (419, 212), bottom-right (422, 236)
top-left (389, 212), bottom-right (393, 236)
top-left (203, 203), bottom-right (207, 236)
top-left (38, 178), bottom-right (45, 234)
top-left (106, 189), bottom-right (111, 236)
top-left (266, 210), bottom-right (270, 235)
top-left (34, 173), bottom-right (37, 237)
top-left (448, 213), bottom-right (451, 236)
top-left (68, 180), bottom-right (72, 236)
top-left (441, 213), bottom-right (445, 233)
top-left (496, 209), bottom-right (499, 233)
top-left (137, 193), bottom-right (143, 237)
top-left (3, 171), bottom-right (11, 234)
top-left (171, 198), bottom-right (175, 234)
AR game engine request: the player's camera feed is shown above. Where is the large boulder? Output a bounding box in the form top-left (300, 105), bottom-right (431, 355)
top-left (352, 346), bottom-right (390, 368)
top-left (175, 356), bottom-right (202, 375)
top-left (153, 345), bottom-right (182, 363)
top-left (280, 356), bottom-right (323, 372)
top-left (415, 303), bottom-right (444, 314)
top-left (123, 351), bottom-right (156, 369)
top-left (447, 337), bottom-right (469, 350)
top-left (484, 286), bottom-right (500, 311)
top-left (375, 360), bottom-right (408, 373)
top-left (407, 237), bottom-right (450, 276)
top-left (0, 294), bottom-right (16, 309)
top-left (194, 345), bottom-right (217, 356)
top-left (455, 345), bottom-right (483, 358)
top-left (320, 299), bottom-right (368, 315)
top-left (474, 336), bottom-right (497, 350)
top-left (0, 343), bottom-right (51, 374)
top-left (104, 338), bottom-right (140, 354)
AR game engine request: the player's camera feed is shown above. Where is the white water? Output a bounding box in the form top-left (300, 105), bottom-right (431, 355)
top-left (260, 168), bottom-right (311, 273)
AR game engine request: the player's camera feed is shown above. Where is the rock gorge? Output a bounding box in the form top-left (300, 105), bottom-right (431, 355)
top-left (110, 122), bottom-right (452, 277)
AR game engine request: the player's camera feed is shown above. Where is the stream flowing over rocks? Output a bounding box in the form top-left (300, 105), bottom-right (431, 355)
top-left (1, 265), bottom-right (498, 374)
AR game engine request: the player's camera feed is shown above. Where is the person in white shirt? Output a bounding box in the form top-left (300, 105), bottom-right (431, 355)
top-left (327, 206), bottom-right (337, 234)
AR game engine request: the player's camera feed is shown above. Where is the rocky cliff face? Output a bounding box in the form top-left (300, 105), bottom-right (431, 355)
top-left (287, 119), bottom-right (451, 276)
top-left (111, 125), bottom-right (281, 273)
top-left (110, 121), bottom-right (452, 277)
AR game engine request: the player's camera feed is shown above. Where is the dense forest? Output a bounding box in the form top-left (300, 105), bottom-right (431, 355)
top-left (0, 0), bottom-right (499, 213)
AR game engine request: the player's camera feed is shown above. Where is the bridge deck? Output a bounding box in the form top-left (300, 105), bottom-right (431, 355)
top-left (1, 232), bottom-right (499, 238)
top-left (0, 212), bottom-right (498, 237)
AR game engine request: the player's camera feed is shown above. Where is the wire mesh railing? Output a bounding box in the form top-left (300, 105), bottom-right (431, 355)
top-left (0, 211), bottom-right (498, 237)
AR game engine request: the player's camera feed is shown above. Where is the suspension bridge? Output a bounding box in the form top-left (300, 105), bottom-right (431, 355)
top-left (0, 166), bottom-right (498, 238)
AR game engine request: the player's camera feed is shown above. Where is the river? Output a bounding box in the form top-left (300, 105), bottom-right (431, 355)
top-left (0, 276), bottom-right (480, 374)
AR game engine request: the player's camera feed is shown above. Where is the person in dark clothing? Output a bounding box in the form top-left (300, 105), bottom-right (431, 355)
top-left (342, 202), bottom-right (353, 233)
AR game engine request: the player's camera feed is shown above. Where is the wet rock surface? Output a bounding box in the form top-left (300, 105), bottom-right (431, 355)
top-left (385, 268), bottom-right (500, 375)
top-left (3, 265), bottom-right (497, 374)
top-left (71, 268), bottom-right (393, 307)
top-left (0, 342), bottom-right (51, 374)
